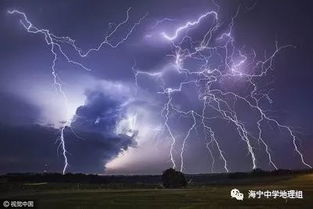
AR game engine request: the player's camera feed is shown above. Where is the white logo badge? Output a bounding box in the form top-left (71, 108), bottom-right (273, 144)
top-left (3, 200), bottom-right (10, 208)
top-left (231, 188), bottom-right (244, 200)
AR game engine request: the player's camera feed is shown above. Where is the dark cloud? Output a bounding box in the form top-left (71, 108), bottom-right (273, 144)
top-left (0, 0), bottom-right (312, 174)
top-left (0, 123), bottom-right (62, 173)
top-left (0, 90), bottom-right (135, 174)
top-left (0, 124), bottom-right (135, 174)
top-left (0, 92), bottom-right (40, 125)
top-left (65, 129), bottom-right (135, 173)
top-left (68, 89), bottom-right (136, 172)
top-left (71, 90), bottom-right (123, 134)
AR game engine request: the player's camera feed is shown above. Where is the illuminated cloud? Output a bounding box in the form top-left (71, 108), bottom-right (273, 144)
top-left (1, 0), bottom-right (312, 174)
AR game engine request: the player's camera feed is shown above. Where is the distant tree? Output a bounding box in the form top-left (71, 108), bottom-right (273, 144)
top-left (162, 168), bottom-right (187, 188)
top-left (252, 168), bottom-right (264, 173)
top-left (251, 168), bottom-right (266, 175)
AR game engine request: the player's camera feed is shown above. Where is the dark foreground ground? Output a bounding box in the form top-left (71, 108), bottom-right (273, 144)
top-left (1, 171), bottom-right (313, 209)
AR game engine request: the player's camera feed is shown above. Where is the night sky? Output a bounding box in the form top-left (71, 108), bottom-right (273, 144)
top-left (0, 0), bottom-right (313, 174)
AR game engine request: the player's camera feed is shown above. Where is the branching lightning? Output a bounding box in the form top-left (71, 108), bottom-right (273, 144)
top-left (9, 4), bottom-right (311, 174)
top-left (9, 8), bottom-right (147, 174)
top-left (135, 7), bottom-right (312, 172)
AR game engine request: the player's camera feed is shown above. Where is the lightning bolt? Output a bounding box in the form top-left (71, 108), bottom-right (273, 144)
top-left (135, 6), bottom-right (311, 172)
top-left (202, 97), bottom-right (229, 173)
top-left (161, 10), bottom-right (218, 41)
top-left (9, 4), bottom-right (311, 174)
top-left (9, 8), bottom-right (147, 174)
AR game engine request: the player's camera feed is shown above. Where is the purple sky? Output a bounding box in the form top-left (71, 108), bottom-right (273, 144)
top-left (0, 0), bottom-right (313, 174)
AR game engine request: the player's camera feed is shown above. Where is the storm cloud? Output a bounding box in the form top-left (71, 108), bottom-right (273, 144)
top-left (0, 90), bottom-right (135, 174)
top-left (0, 0), bottom-right (312, 174)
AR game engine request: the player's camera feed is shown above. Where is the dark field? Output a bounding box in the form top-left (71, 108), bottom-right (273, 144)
top-left (1, 172), bottom-right (313, 209)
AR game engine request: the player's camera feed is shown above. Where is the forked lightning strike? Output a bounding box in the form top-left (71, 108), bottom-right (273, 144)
top-left (9, 8), bottom-right (147, 174)
top-left (135, 8), bottom-right (311, 172)
top-left (9, 5), bottom-right (311, 174)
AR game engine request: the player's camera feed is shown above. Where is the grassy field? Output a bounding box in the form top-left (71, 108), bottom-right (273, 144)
top-left (1, 173), bottom-right (313, 209)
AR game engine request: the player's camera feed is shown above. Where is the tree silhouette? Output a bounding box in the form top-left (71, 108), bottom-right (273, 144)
top-left (162, 168), bottom-right (187, 188)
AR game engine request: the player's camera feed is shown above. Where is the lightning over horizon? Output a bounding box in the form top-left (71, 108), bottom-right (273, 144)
top-left (8, 8), bottom-right (147, 174)
top-left (2, 0), bottom-right (313, 175)
top-left (135, 7), bottom-right (312, 172)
